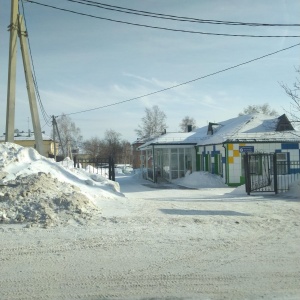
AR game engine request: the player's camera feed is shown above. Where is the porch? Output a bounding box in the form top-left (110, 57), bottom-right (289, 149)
top-left (141, 145), bottom-right (196, 183)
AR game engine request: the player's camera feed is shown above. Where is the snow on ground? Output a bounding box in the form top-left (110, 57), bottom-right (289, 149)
top-left (173, 170), bottom-right (229, 188)
top-left (0, 143), bottom-right (127, 227)
top-left (0, 143), bottom-right (299, 299)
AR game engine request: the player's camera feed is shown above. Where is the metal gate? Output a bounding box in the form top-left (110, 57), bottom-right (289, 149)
top-left (244, 153), bottom-right (276, 195)
top-left (244, 153), bottom-right (300, 195)
top-left (73, 156), bottom-right (115, 181)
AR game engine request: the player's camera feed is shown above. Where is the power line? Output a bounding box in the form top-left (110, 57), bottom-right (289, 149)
top-left (25, 0), bottom-right (300, 38)
top-left (64, 42), bottom-right (300, 117)
top-left (65, 0), bottom-right (300, 27)
top-left (20, 0), bottom-right (52, 127)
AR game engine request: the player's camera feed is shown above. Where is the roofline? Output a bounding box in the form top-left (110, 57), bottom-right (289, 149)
top-left (139, 142), bottom-right (197, 149)
top-left (196, 139), bottom-right (300, 147)
top-left (224, 139), bottom-right (300, 143)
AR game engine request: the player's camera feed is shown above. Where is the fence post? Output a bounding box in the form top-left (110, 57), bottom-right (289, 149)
top-left (111, 157), bottom-right (115, 181)
top-left (273, 154), bottom-right (278, 194)
top-left (108, 156), bottom-right (112, 180)
top-left (107, 156), bottom-right (115, 181)
top-left (74, 155), bottom-right (76, 168)
top-left (244, 153), bottom-right (251, 195)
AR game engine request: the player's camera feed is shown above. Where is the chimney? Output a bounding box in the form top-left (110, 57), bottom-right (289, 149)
top-left (187, 125), bottom-right (192, 132)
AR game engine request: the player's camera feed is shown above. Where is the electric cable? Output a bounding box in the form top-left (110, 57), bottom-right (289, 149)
top-left (25, 0), bottom-right (300, 38)
top-left (65, 0), bottom-right (300, 27)
top-left (64, 42), bottom-right (300, 117)
top-left (20, 0), bottom-right (52, 127)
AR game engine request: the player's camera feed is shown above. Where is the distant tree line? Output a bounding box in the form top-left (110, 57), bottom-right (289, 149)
top-left (238, 103), bottom-right (278, 116)
top-left (82, 130), bottom-right (131, 164)
top-left (52, 115), bottom-right (131, 164)
top-left (135, 105), bottom-right (197, 138)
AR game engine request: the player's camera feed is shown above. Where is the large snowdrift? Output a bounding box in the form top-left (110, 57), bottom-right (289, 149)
top-left (0, 143), bottom-right (123, 227)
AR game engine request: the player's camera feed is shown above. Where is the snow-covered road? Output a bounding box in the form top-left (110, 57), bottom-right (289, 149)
top-left (1, 174), bottom-right (299, 300)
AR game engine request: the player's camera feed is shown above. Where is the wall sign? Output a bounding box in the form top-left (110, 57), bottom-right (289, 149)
top-left (239, 146), bottom-right (254, 153)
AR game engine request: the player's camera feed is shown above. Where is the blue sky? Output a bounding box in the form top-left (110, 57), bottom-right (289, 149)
top-left (0, 0), bottom-right (299, 143)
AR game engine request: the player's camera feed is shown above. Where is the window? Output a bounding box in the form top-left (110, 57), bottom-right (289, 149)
top-left (162, 149), bottom-right (170, 179)
top-left (185, 148), bottom-right (192, 172)
top-left (249, 155), bottom-right (262, 175)
top-left (217, 154), bottom-right (223, 175)
top-left (179, 149), bottom-right (185, 177)
top-left (171, 150), bottom-right (179, 179)
top-left (276, 152), bottom-right (288, 175)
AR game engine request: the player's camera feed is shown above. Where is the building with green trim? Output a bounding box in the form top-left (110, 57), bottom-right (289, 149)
top-left (139, 114), bottom-right (300, 186)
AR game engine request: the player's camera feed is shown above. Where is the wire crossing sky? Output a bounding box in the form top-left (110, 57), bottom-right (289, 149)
top-left (64, 0), bottom-right (300, 27)
top-left (25, 0), bottom-right (300, 37)
top-left (1, 0), bottom-right (300, 142)
top-left (65, 42), bottom-right (300, 116)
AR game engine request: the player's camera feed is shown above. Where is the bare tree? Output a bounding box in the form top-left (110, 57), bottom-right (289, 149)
top-left (238, 103), bottom-right (278, 116)
top-left (135, 105), bottom-right (167, 138)
top-left (82, 137), bottom-right (105, 158)
top-left (103, 129), bottom-right (122, 159)
top-left (179, 116), bottom-right (197, 132)
top-left (280, 67), bottom-right (300, 123)
top-left (53, 114), bottom-right (82, 156)
top-left (83, 130), bottom-right (131, 164)
top-left (120, 140), bottom-right (132, 165)
top-left (103, 131), bottom-right (132, 164)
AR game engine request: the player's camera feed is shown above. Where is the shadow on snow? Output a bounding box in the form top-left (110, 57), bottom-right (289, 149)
top-left (160, 209), bottom-right (251, 216)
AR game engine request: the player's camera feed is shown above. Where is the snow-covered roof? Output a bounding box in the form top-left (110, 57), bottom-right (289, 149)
top-left (197, 113), bottom-right (300, 146)
top-left (138, 129), bottom-right (206, 149)
top-left (139, 114), bottom-right (300, 149)
top-left (132, 134), bottom-right (161, 145)
top-left (0, 133), bottom-right (53, 141)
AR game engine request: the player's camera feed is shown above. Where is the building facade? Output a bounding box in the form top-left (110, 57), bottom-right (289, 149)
top-left (196, 114), bottom-right (300, 186)
top-left (139, 114), bottom-right (300, 186)
top-left (0, 131), bottom-right (58, 158)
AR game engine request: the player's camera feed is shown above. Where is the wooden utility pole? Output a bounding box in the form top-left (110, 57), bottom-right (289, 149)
top-left (52, 116), bottom-right (57, 160)
top-left (18, 15), bottom-right (45, 155)
top-left (5, 0), bottom-right (45, 156)
top-left (52, 115), bottom-right (65, 158)
top-left (5, 0), bottom-right (18, 142)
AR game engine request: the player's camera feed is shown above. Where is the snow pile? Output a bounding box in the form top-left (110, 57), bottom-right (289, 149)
top-left (0, 172), bottom-right (100, 227)
top-left (288, 179), bottom-right (300, 198)
top-left (173, 171), bottom-right (228, 188)
top-left (0, 143), bottom-right (123, 227)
